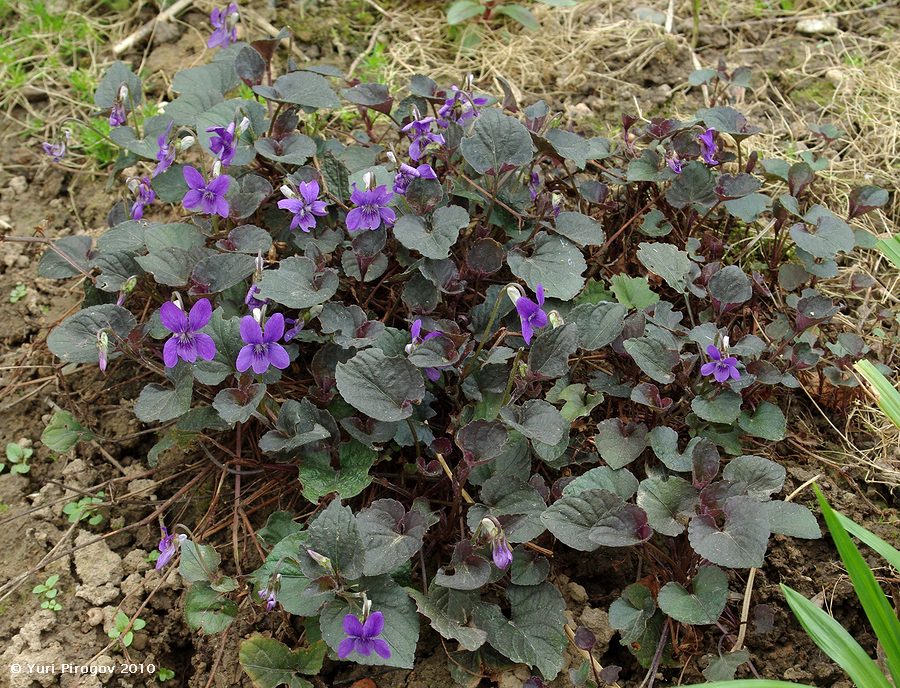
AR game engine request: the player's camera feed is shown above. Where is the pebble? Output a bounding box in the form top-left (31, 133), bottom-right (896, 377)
top-left (796, 17), bottom-right (838, 35)
top-left (632, 6), bottom-right (667, 26)
top-left (568, 581), bottom-right (589, 604)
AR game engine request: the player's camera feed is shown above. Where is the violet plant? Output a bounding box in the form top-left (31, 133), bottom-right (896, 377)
top-left (40, 20), bottom-right (890, 687)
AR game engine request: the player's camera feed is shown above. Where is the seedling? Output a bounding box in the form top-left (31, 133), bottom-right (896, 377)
top-left (32, 574), bottom-right (63, 612)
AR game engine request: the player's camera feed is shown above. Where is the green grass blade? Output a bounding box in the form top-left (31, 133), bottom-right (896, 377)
top-left (781, 583), bottom-right (893, 688)
top-left (854, 360), bottom-right (900, 429)
top-left (701, 683), bottom-right (812, 688)
top-left (816, 487), bottom-right (900, 686)
top-left (835, 512), bottom-right (900, 571)
top-left (875, 234), bottom-right (900, 270)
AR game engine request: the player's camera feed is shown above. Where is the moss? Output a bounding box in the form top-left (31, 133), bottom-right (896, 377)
top-left (791, 80), bottom-right (836, 107)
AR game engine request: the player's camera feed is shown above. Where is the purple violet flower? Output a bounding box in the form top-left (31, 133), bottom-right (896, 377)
top-left (207, 121), bottom-right (237, 166)
top-left (528, 170), bottom-right (541, 201)
top-left (666, 154), bottom-right (683, 174)
top-left (392, 163), bottom-right (437, 196)
top-left (129, 177), bottom-right (156, 220)
top-left (97, 330), bottom-right (109, 373)
top-left (154, 121), bottom-right (176, 176)
top-left (401, 111), bottom-right (445, 161)
top-left (155, 526), bottom-right (185, 570)
top-left (208, 3), bottom-right (239, 48)
top-left (698, 127), bottom-right (720, 166)
top-left (437, 84), bottom-right (489, 128)
top-left (277, 180), bottom-right (329, 232)
top-left (41, 130), bottom-right (70, 163)
top-left (160, 298), bottom-right (217, 368)
top-left (338, 611), bottom-right (391, 660)
top-left (346, 183), bottom-right (396, 232)
top-left (109, 101), bottom-right (127, 127)
top-left (236, 313), bottom-right (291, 374)
top-left (406, 319), bottom-right (443, 381)
top-left (182, 166), bottom-right (231, 218)
top-left (258, 588), bottom-right (277, 611)
top-left (700, 344), bottom-right (740, 383)
top-left (492, 535), bottom-right (513, 570)
top-left (514, 284), bottom-right (549, 345)
top-left (245, 285), bottom-right (267, 310)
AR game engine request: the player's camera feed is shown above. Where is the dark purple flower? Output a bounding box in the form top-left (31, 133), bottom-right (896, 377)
top-left (437, 84), bottom-right (489, 128)
top-left (129, 177), bottom-right (156, 220)
top-left (401, 112), bottom-right (445, 161)
top-left (182, 166), bottom-right (231, 218)
top-left (154, 121), bottom-right (176, 176)
top-left (277, 180), bottom-right (328, 232)
top-left (41, 130), bottom-right (70, 163)
top-left (161, 298), bottom-right (217, 368)
top-left (346, 183), bottom-right (395, 232)
top-left (283, 317), bottom-right (304, 342)
top-left (338, 611), bottom-right (391, 660)
top-left (514, 284), bottom-right (549, 344)
top-left (207, 121), bottom-right (237, 166)
top-left (528, 170), bottom-right (541, 201)
top-left (109, 101), bottom-right (127, 127)
top-left (666, 154), bottom-right (683, 174)
top-left (392, 163), bottom-right (437, 195)
top-left (236, 313), bottom-right (291, 374)
top-left (406, 319), bottom-right (443, 380)
top-left (155, 525), bottom-right (184, 570)
top-left (698, 127), bottom-right (719, 166)
top-left (492, 535), bottom-right (513, 570)
top-left (700, 345), bottom-right (740, 383)
top-left (208, 3), bottom-right (239, 48)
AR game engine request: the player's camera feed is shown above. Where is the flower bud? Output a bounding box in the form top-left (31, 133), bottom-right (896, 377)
top-left (212, 159), bottom-right (223, 178)
top-left (479, 516), bottom-right (500, 539)
top-left (252, 306), bottom-right (263, 323)
top-left (226, 7), bottom-right (240, 28)
top-left (548, 310), bottom-right (564, 329)
top-left (238, 116), bottom-right (251, 134)
top-left (361, 595), bottom-right (372, 619)
top-left (96, 330), bottom-right (109, 373)
top-left (362, 171), bottom-right (375, 190)
top-left (386, 151), bottom-right (397, 164)
top-left (117, 83), bottom-right (129, 102)
top-left (279, 184), bottom-right (296, 199)
top-left (306, 549), bottom-right (333, 573)
top-left (126, 177), bottom-right (141, 193)
top-left (171, 292), bottom-right (184, 311)
top-left (307, 304), bottom-right (324, 320)
top-left (722, 335), bottom-right (730, 351)
top-left (178, 135), bottom-right (195, 151)
top-left (506, 284), bottom-right (524, 306)
top-left (254, 251), bottom-right (265, 275)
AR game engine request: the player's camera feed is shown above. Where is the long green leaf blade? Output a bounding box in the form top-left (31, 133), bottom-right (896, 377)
top-left (854, 360), bottom-right (900, 429)
top-left (875, 234), bottom-right (900, 270)
top-left (835, 512), bottom-right (900, 571)
top-left (816, 487), bottom-right (900, 686)
top-left (781, 583), bottom-right (892, 688)
top-left (702, 683), bottom-right (812, 688)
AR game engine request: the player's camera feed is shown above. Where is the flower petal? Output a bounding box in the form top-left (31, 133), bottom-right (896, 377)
top-left (266, 343), bottom-right (290, 370)
top-left (343, 614), bottom-right (364, 637)
top-left (188, 298), bottom-right (212, 331)
top-left (713, 365), bottom-right (730, 383)
top-left (372, 639), bottom-right (392, 659)
top-left (700, 362), bottom-right (716, 377)
top-left (235, 345), bottom-right (254, 372)
top-left (346, 207), bottom-right (363, 232)
top-left (182, 165), bottom-right (205, 191)
top-left (182, 189), bottom-right (203, 210)
top-left (160, 301), bottom-right (189, 333)
top-left (193, 333), bottom-right (217, 361)
top-left (535, 283), bottom-right (545, 306)
top-left (706, 345), bottom-right (722, 361)
top-left (263, 313), bottom-right (285, 343)
top-left (337, 637), bottom-right (356, 659)
top-left (240, 315), bottom-right (263, 345)
top-left (362, 611), bottom-right (384, 637)
top-left (162, 337), bottom-right (179, 368)
top-left (251, 350), bottom-right (270, 374)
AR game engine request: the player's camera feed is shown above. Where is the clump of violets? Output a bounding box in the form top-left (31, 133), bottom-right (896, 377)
top-left (208, 3), bottom-right (239, 48)
top-left (401, 108), bottom-right (445, 161)
top-left (128, 176), bottom-right (156, 220)
top-left (182, 166), bottom-right (231, 218)
top-left (392, 162), bottom-right (437, 196)
top-left (346, 173), bottom-right (396, 232)
top-left (207, 121), bottom-right (237, 166)
top-left (698, 127), bottom-right (720, 166)
top-left (160, 297), bottom-right (217, 368)
top-left (338, 609), bottom-right (391, 660)
top-left (277, 180), bottom-right (328, 232)
top-left (155, 525), bottom-right (186, 570)
top-left (700, 339), bottom-right (740, 383)
top-left (406, 319), bottom-right (443, 381)
top-left (508, 283), bottom-right (548, 345)
top-left (41, 130), bottom-right (70, 163)
top-left (437, 76), bottom-right (489, 127)
top-left (236, 311), bottom-right (290, 374)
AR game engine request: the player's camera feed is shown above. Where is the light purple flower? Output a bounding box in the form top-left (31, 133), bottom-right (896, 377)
top-left (666, 154), bottom-right (683, 174)
top-left (154, 121), bottom-right (176, 176)
top-left (401, 112), bottom-right (445, 161)
top-left (700, 345), bottom-right (740, 383)
top-left (437, 85), bottom-right (489, 128)
top-left (207, 121), bottom-right (237, 166)
top-left (130, 177), bottom-right (156, 220)
top-left (258, 588), bottom-right (277, 611)
top-left (698, 127), bottom-right (719, 166)
top-left (42, 131), bottom-right (70, 163)
top-left (97, 331), bottom-right (109, 373)
top-left (277, 180), bottom-right (328, 232)
top-left (283, 317), bottom-right (303, 342)
top-left (160, 298), bottom-right (217, 368)
top-left (208, 3), bottom-right (239, 48)
top-left (406, 319), bottom-right (443, 381)
top-left (492, 535), bottom-right (513, 570)
top-left (346, 183), bottom-right (396, 232)
top-left (338, 611), bottom-right (391, 660)
top-left (109, 101), bottom-right (127, 128)
top-left (236, 313), bottom-right (291, 374)
top-left (515, 284), bottom-right (549, 345)
top-left (155, 526), bottom-right (180, 570)
top-left (182, 166), bottom-right (231, 218)
top-left (245, 285), bottom-right (267, 310)
top-left (392, 163), bottom-right (437, 196)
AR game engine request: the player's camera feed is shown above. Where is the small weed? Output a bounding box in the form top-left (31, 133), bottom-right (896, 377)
top-left (2, 441), bottom-right (32, 475)
top-left (8, 284), bottom-right (27, 303)
top-left (32, 574), bottom-right (63, 612)
top-left (63, 492), bottom-right (105, 526)
top-left (108, 611), bottom-right (146, 648)
top-left (157, 667), bottom-right (175, 682)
